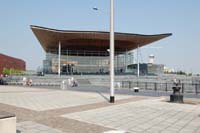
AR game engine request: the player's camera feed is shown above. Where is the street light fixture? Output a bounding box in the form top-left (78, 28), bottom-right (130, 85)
top-left (93, 7), bottom-right (98, 11)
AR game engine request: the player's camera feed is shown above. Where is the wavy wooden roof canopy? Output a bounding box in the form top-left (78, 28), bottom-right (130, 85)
top-left (31, 25), bottom-right (172, 52)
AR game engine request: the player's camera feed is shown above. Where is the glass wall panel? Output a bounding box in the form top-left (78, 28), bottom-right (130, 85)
top-left (43, 50), bottom-right (134, 74)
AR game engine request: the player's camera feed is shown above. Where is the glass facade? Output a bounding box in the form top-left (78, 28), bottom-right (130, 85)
top-left (43, 49), bottom-right (134, 74)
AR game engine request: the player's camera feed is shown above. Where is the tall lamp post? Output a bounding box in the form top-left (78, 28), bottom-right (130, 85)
top-left (110, 0), bottom-right (115, 103)
top-left (93, 0), bottom-right (115, 103)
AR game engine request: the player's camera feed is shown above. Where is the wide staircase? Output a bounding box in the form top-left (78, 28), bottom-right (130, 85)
top-left (5, 74), bottom-right (198, 88)
top-left (6, 75), bottom-right (91, 86)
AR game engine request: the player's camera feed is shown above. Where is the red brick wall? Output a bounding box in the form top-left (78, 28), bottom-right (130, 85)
top-left (0, 54), bottom-right (26, 74)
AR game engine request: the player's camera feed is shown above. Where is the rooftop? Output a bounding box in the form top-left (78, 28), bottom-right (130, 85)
top-left (31, 25), bottom-right (172, 52)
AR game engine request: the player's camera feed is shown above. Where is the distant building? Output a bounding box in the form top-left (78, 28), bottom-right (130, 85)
top-left (148, 63), bottom-right (164, 75)
top-left (0, 53), bottom-right (26, 75)
top-left (127, 55), bottom-right (164, 75)
top-left (127, 63), bottom-right (164, 75)
top-left (164, 66), bottom-right (175, 73)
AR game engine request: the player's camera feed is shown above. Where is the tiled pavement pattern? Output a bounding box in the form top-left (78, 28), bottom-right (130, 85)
top-left (0, 86), bottom-right (131, 111)
top-left (0, 86), bottom-right (200, 133)
top-left (63, 99), bottom-right (200, 133)
top-left (17, 121), bottom-right (63, 133)
top-left (0, 86), bottom-right (142, 133)
top-left (0, 86), bottom-right (49, 93)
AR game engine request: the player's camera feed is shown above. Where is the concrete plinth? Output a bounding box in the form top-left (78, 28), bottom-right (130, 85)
top-left (0, 111), bottom-right (16, 133)
top-left (170, 94), bottom-right (183, 103)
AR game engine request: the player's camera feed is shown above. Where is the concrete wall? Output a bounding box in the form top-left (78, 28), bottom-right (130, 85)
top-left (0, 117), bottom-right (16, 133)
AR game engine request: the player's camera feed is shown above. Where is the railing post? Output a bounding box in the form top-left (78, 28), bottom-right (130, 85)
top-left (195, 84), bottom-right (197, 95)
top-left (154, 82), bottom-right (157, 91)
top-left (129, 81), bottom-right (131, 89)
top-left (182, 83), bottom-right (184, 93)
top-left (165, 83), bottom-right (168, 92)
top-left (145, 82), bottom-right (147, 90)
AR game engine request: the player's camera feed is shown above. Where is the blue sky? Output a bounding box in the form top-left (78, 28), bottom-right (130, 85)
top-left (0, 0), bottom-right (200, 73)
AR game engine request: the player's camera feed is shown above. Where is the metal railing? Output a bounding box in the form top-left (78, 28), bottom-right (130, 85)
top-left (121, 81), bottom-right (200, 95)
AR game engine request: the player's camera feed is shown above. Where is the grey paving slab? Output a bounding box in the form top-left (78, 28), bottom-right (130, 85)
top-left (17, 121), bottom-right (63, 133)
top-left (0, 86), bottom-right (52, 93)
top-left (62, 98), bottom-right (200, 133)
top-left (0, 86), bottom-right (131, 111)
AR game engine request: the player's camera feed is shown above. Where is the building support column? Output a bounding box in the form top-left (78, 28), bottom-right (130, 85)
top-left (116, 53), bottom-right (118, 73)
top-left (132, 51), bottom-right (134, 64)
top-left (137, 44), bottom-right (140, 77)
top-left (110, 0), bottom-right (115, 103)
top-left (58, 41), bottom-right (61, 76)
top-left (125, 49), bottom-right (127, 73)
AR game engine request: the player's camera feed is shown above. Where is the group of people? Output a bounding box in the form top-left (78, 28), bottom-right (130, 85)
top-left (61, 77), bottom-right (78, 90)
top-left (22, 77), bottom-right (32, 86)
top-left (0, 74), bottom-right (4, 85)
top-left (22, 76), bottom-right (78, 88)
top-left (68, 77), bottom-right (78, 87)
top-left (0, 74), bottom-right (8, 85)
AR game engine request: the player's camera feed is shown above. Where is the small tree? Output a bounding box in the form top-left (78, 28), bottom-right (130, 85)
top-left (15, 69), bottom-right (25, 75)
top-left (9, 68), bottom-right (15, 75)
top-left (176, 70), bottom-right (186, 75)
top-left (3, 67), bottom-right (9, 75)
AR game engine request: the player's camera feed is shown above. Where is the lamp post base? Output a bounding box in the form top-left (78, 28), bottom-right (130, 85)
top-left (110, 96), bottom-right (115, 103)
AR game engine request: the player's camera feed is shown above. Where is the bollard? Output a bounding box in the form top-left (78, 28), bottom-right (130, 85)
top-left (61, 80), bottom-right (67, 90)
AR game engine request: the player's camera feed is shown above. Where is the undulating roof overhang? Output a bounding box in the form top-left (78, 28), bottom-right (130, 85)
top-left (31, 25), bottom-right (172, 52)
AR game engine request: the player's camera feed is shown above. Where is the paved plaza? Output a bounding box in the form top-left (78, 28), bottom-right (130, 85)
top-left (0, 86), bottom-right (131, 111)
top-left (17, 121), bottom-right (63, 133)
top-left (63, 98), bottom-right (200, 133)
top-left (0, 85), bottom-right (199, 133)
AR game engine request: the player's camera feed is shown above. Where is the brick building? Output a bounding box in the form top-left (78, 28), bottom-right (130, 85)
top-left (0, 53), bottom-right (26, 75)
